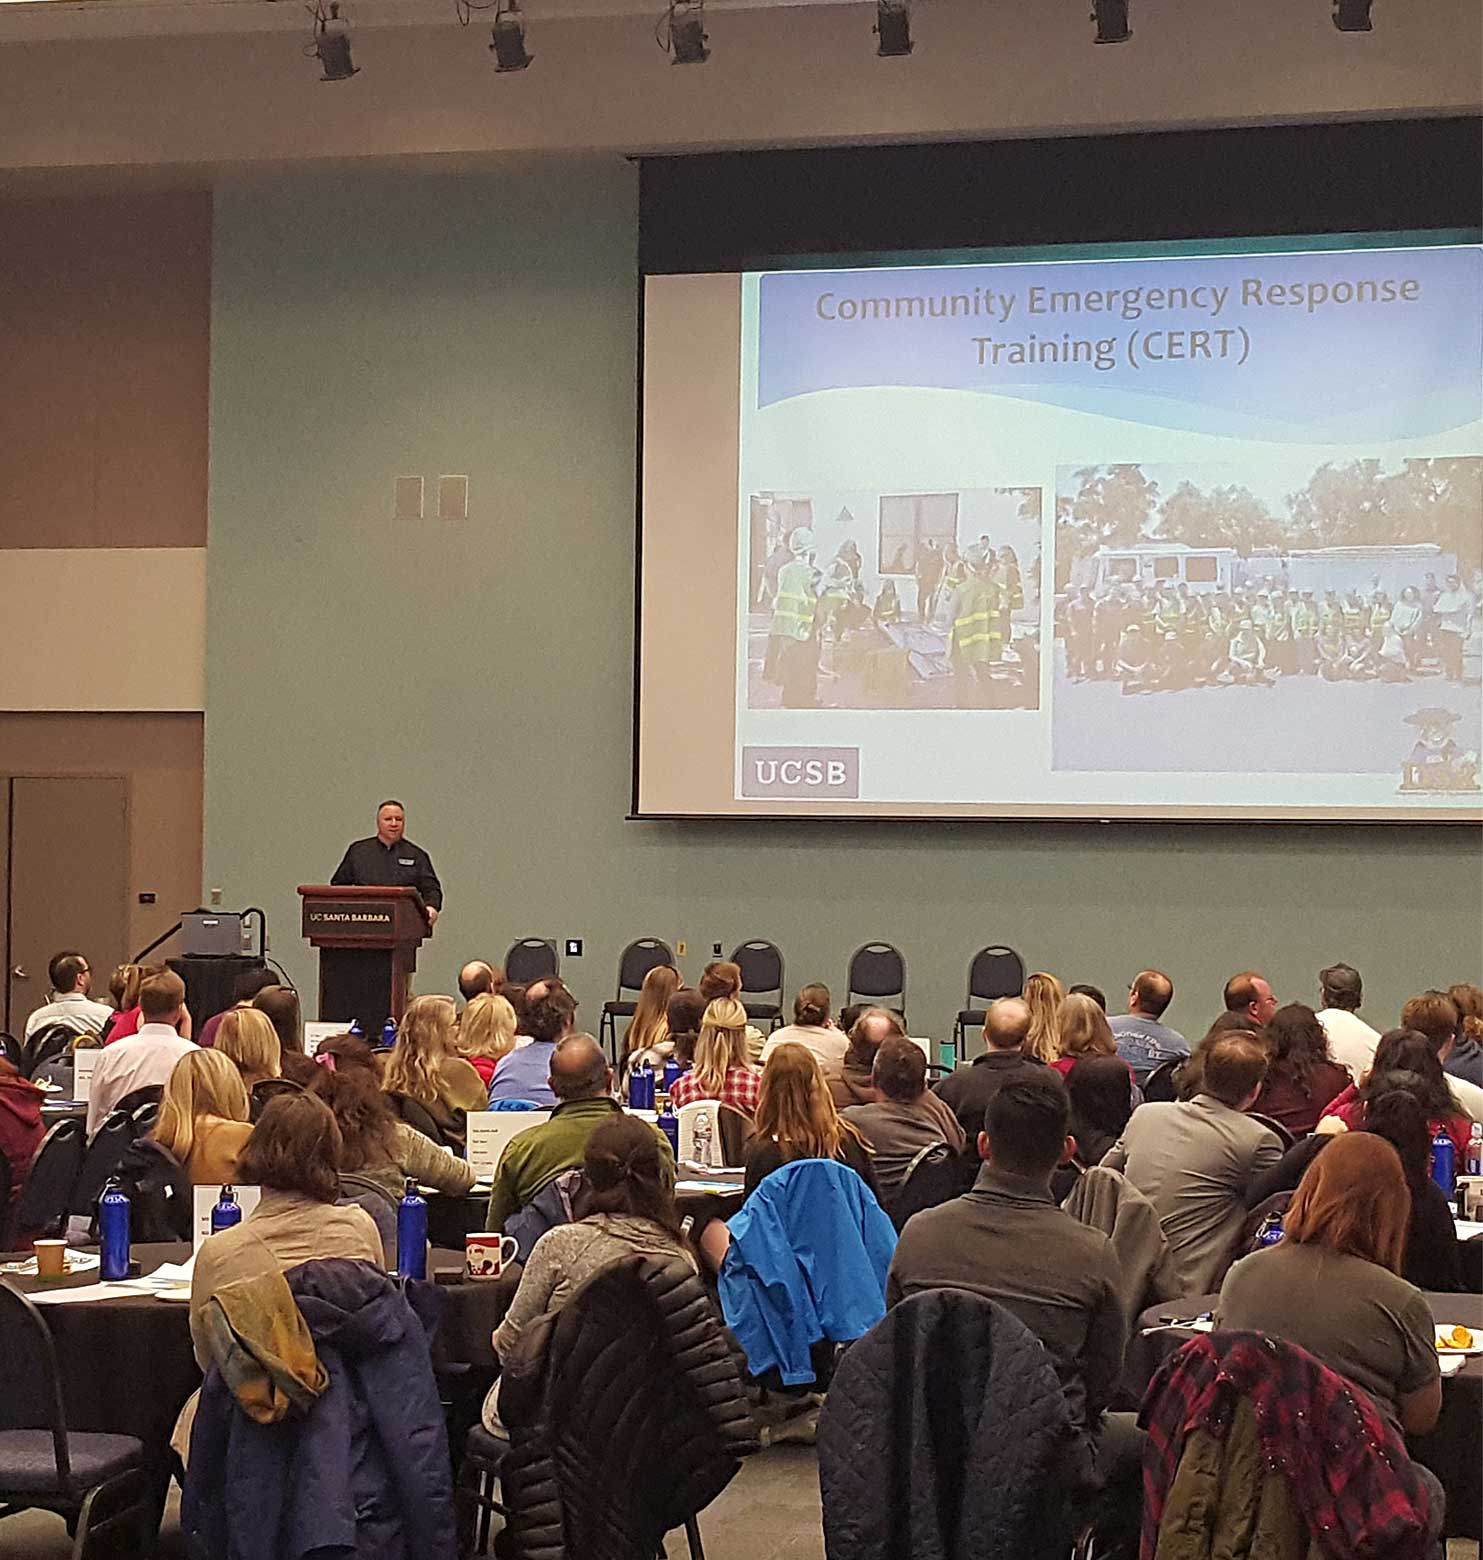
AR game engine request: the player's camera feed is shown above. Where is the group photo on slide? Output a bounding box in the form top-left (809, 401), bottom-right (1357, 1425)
top-left (746, 486), bottom-right (1042, 711)
top-left (1050, 456), bottom-right (1483, 789)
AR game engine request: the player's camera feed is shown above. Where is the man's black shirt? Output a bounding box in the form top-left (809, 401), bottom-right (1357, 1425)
top-left (331, 836), bottom-right (443, 909)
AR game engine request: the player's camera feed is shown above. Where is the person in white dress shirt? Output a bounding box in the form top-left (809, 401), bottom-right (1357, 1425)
top-left (1314, 962), bottom-right (1381, 1079)
top-left (23, 951), bottom-right (113, 1041)
top-left (86, 970), bottom-right (196, 1134)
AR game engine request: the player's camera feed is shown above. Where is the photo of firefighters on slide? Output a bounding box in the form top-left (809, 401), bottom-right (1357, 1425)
top-left (1050, 457), bottom-right (1482, 787)
top-left (746, 488), bottom-right (1042, 711)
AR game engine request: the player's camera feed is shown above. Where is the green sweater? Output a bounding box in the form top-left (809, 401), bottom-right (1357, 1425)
top-left (485, 1097), bottom-right (675, 1231)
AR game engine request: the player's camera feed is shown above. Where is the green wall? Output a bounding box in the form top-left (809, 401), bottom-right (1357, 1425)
top-left (205, 164), bottom-right (1483, 1050)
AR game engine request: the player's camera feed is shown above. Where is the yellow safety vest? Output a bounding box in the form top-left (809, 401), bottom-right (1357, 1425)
top-left (770, 560), bottom-right (817, 642)
top-left (949, 577), bottom-right (1003, 663)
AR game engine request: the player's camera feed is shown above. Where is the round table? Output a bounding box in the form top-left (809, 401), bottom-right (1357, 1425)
top-left (1124, 1291), bottom-right (1482, 1541)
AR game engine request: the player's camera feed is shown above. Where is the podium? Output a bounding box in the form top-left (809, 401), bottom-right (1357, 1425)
top-left (298, 885), bottom-right (430, 1038)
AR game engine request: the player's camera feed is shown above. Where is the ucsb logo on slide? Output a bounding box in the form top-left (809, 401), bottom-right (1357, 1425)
top-left (741, 747), bottom-right (860, 799)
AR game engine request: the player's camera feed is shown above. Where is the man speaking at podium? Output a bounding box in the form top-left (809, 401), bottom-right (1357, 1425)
top-left (331, 800), bottom-right (443, 925)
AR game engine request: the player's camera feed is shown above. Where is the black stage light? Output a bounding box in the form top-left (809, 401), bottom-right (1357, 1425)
top-left (875, 0), bottom-right (912, 56)
top-left (314, 1), bottom-right (359, 78)
top-left (667, 0), bottom-right (709, 63)
top-left (490, 0), bottom-right (533, 68)
top-left (1091, 0), bottom-right (1131, 43)
top-left (1332, 0), bottom-right (1373, 29)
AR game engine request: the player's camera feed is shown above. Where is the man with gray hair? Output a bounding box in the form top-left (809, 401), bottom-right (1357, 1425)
top-left (933, 996), bottom-right (1054, 1154)
top-left (486, 1032), bottom-right (673, 1230)
top-left (1314, 962), bottom-right (1379, 1078)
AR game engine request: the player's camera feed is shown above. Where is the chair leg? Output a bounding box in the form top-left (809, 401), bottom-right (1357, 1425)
top-left (70, 1485), bottom-right (102, 1560)
top-left (684, 1514), bottom-right (705, 1560)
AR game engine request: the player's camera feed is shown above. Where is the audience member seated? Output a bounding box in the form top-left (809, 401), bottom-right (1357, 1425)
top-left (457, 992), bottom-right (519, 1087)
top-left (215, 1008), bottom-right (283, 1090)
top-left (152, 1049), bottom-right (255, 1184)
top-left (1172, 1010), bottom-right (1267, 1100)
top-left (1251, 1003), bottom-right (1353, 1137)
top-left (698, 960), bottom-right (768, 1061)
top-left (1021, 971), bottom-right (1066, 1064)
top-left (1109, 969), bottom-right (1187, 1083)
top-left (196, 964), bottom-right (279, 1048)
top-left (1102, 1033), bottom-right (1282, 1295)
top-left (760, 984), bottom-right (849, 1079)
top-left (669, 997), bottom-right (762, 1114)
top-left (934, 997), bottom-right (1050, 1152)
top-left (1053, 1053), bottom-right (1136, 1201)
top-left (1216, 1134), bottom-right (1444, 1463)
top-left (664, 986), bottom-right (709, 1067)
top-left (178, 1092), bottom-right (384, 1458)
top-left (486, 1033), bottom-right (673, 1232)
top-left (1068, 982), bottom-right (1107, 1011)
top-left (1319, 1027), bottom-right (1473, 1158)
top-left (23, 950), bottom-right (113, 1040)
top-left (1052, 992), bottom-right (1131, 1082)
top-left (252, 985), bottom-right (315, 1084)
top-left (1246, 1088), bottom-right (1463, 1292)
top-left (0, 1057), bottom-right (44, 1244)
top-left (743, 1042), bottom-right (878, 1199)
top-left (828, 1004), bottom-right (907, 1109)
top-left (1314, 960), bottom-right (1382, 1078)
top-left (100, 962), bottom-right (170, 1046)
top-left (888, 1077), bottom-right (1140, 1541)
top-left (488, 982), bottom-right (576, 1106)
top-left (484, 1113), bottom-right (696, 1433)
top-left (458, 959), bottom-right (502, 1002)
top-left (619, 964), bottom-right (682, 1088)
top-left (1447, 982), bottom-right (1483, 1088)
top-left (309, 1060), bottom-right (475, 1198)
top-left (383, 993), bottom-right (487, 1146)
top-left (1402, 988), bottom-right (1483, 1121)
top-left (1222, 970), bottom-right (1279, 1030)
top-left (842, 1036), bottom-right (965, 1197)
top-left (87, 969), bottom-right (198, 1134)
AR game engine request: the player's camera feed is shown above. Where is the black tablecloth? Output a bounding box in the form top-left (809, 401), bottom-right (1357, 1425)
top-left (1125, 1291), bottom-right (1482, 1540)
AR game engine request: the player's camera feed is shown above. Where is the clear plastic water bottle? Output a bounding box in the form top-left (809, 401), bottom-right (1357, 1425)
top-left (663, 1056), bottom-right (684, 1095)
top-left (657, 1102), bottom-right (679, 1158)
top-left (1429, 1129), bottom-right (1456, 1198)
top-left (396, 1177), bottom-right (428, 1281)
top-left (98, 1180), bottom-right (131, 1281)
top-left (1466, 1121), bottom-right (1483, 1178)
top-left (1254, 1210), bottom-right (1284, 1249)
top-left (692, 1109), bottom-right (713, 1169)
top-left (211, 1185), bottom-right (242, 1235)
top-left (381, 1017), bottom-right (398, 1047)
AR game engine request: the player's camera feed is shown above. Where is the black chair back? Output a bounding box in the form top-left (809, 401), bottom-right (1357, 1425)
top-left (250, 1077), bottom-right (304, 1121)
top-left (113, 1084), bottom-right (164, 1117)
top-left (0, 1150), bottom-right (12, 1252)
top-left (69, 1111), bottom-right (141, 1219)
top-left (730, 941), bottom-right (784, 1002)
top-left (0, 1281), bottom-right (73, 1479)
top-left (1248, 1113), bottom-right (1295, 1152)
top-left (22, 1023), bottom-right (79, 1081)
top-left (13, 1118), bottom-right (86, 1240)
top-left (0, 1031), bottom-right (22, 1073)
top-left (716, 1104), bottom-right (753, 1168)
top-left (847, 943), bottom-right (907, 1017)
top-left (113, 1138), bottom-right (194, 1242)
top-left (966, 946), bottom-right (1025, 1004)
top-left (504, 938), bottom-right (560, 986)
top-left (616, 939), bottom-right (676, 997)
top-left (1141, 1057), bottom-right (1183, 1103)
top-left (884, 1142), bottom-right (965, 1231)
top-left (386, 1091), bottom-right (451, 1147)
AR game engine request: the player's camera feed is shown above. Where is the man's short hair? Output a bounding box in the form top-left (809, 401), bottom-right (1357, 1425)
top-left (1223, 972), bottom-right (1265, 1013)
top-left (984, 1077), bottom-right (1069, 1180)
top-left (231, 963), bottom-right (279, 1004)
top-left (1068, 983), bottom-right (1107, 1012)
top-left (1318, 963), bottom-right (1362, 1011)
top-left (983, 996), bottom-right (1032, 1050)
top-left (1200, 1034), bottom-right (1268, 1107)
top-left (458, 961), bottom-right (499, 1001)
top-left (1400, 991), bottom-right (1460, 1053)
top-left (872, 1036), bottom-right (926, 1102)
top-left (1131, 969), bottom-right (1173, 1019)
top-left (525, 984), bottom-right (578, 1044)
top-left (377, 799), bottom-right (404, 814)
top-left (550, 1033), bottom-right (610, 1101)
top-left (48, 951), bottom-right (88, 992)
top-left (850, 1006), bottom-right (907, 1056)
top-left (138, 970), bottom-right (187, 1021)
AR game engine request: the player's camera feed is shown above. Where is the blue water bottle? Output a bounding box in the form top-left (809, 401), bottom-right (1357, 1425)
top-left (1254, 1210), bottom-right (1285, 1249)
top-left (381, 1017), bottom-right (398, 1047)
top-left (396, 1178), bottom-right (428, 1281)
top-left (657, 1102), bottom-right (680, 1158)
top-left (211, 1185), bottom-right (242, 1235)
top-left (98, 1180), bottom-right (132, 1280)
top-left (630, 1061), bottom-right (656, 1111)
top-left (1430, 1129), bottom-right (1456, 1197)
top-left (662, 1056), bottom-right (684, 1095)
top-left (348, 1019), bottom-right (364, 1039)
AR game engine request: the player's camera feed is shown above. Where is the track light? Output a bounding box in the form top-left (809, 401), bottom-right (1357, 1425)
top-left (312, 0), bottom-right (359, 78)
top-left (1090, 0), bottom-right (1131, 43)
top-left (665, 0), bottom-right (709, 63)
top-left (874, 0), bottom-right (912, 56)
top-left (490, 0), bottom-right (532, 68)
top-left (1332, 0), bottom-right (1373, 29)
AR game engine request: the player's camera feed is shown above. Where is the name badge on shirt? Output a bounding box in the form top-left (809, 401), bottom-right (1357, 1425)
top-left (399, 858), bottom-right (414, 866)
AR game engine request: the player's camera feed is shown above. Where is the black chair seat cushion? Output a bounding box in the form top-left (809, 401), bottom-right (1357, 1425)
top-left (0, 1430), bottom-right (143, 1493)
top-left (463, 1424), bottom-right (510, 1472)
top-left (742, 1002), bottom-right (781, 1020)
top-left (603, 1001), bottom-right (638, 1018)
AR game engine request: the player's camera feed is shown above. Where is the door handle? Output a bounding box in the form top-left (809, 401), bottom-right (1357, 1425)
top-left (11, 966), bottom-right (28, 979)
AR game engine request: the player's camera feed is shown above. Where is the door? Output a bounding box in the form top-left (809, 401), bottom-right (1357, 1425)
top-left (4, 776), bottom-right (129, 1034)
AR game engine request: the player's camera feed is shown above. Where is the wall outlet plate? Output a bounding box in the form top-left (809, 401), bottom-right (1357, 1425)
top-left (676, 940), bottom-right (687, 957)
top-left (138, 892), bottom-right (157, 905)
top-left (711, 942), bottom-right (722, 957)
top-left (564, 938), bottom-right (583, 958)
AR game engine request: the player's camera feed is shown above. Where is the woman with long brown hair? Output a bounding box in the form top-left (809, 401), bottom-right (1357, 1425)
top-left (620, 965), bottom-right (682, 1085)
top-left (1217, 1132), bottom-right (1442, 1441)
top-left (1250, 1002), bottom-right (1351, 1136)
top-left (742, 1042), bottom-right (876, 1198)
top-left (1021, 971), bottom-right (1066, 1065)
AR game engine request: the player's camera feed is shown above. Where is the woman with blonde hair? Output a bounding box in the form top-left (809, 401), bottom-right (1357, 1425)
top-left (382, 994), bottom-right (487, 1146)
top-left (742, 1043), bottom-right (877, 1198)
top-left (620, 965), bottom-right (682, 1084)
top-left (215, 1008), bottom-right (283, 1089)
top-left (1022, 972), bottom-right (1066, 1064)
top-left (670, 997), bottom-right (761, 1115)
top-left (459, 993), bottom-right (519, 1087)
top-left (1051, 992), bottom-right (1124, 1077)
top-left (152, 1049), bottom-right (253, 1185)
top-left (1217, 1132), bottom-right (1442, 1453)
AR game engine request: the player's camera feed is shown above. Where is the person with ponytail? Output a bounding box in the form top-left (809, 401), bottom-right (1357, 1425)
top-left (670, 997), bottom-right (761, 1115)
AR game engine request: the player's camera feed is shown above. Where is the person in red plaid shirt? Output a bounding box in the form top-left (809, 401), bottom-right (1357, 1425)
top-left (670, 998), bottom-right (762, 1116)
